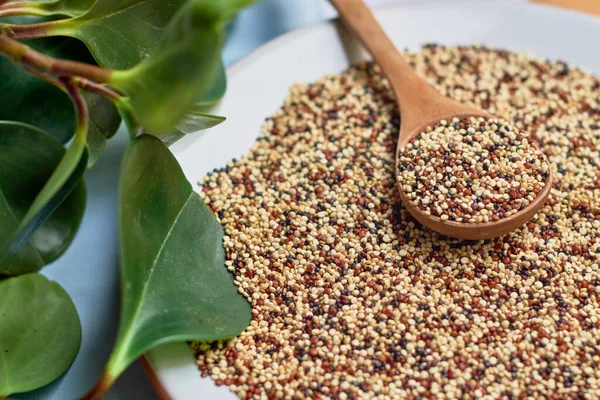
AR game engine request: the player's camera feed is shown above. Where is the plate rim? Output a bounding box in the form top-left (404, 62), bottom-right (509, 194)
top-left (144, 2), bottom-right (600, 399)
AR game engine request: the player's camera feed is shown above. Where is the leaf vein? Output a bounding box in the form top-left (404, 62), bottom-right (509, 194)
top-left (126, 191), bottom-right (194, 331)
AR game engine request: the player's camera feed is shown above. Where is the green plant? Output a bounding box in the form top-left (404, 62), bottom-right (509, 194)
top-left (0, 0), bottom-right (254, 398)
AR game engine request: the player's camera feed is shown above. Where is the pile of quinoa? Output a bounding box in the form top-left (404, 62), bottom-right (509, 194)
top-left (193, 45), bottom-right (600, 399)
top-left (397, 116), bottom-right (550, 223)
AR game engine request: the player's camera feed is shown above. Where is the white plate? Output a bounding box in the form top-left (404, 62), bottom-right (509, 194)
top-left (145, 1), bottom-right (600, 398)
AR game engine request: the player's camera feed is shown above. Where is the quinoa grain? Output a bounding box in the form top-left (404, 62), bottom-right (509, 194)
top-left (192, 45), bottom-right (600, 400)
top-left (397, 116), bottom-right (550, 223)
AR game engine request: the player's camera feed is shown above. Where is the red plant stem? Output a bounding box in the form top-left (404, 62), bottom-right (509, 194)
top-left (73, 77), bottom-right (122, 102)
top-left (0, 35), bottom-right (112, 83)
top-left (0, 34), bottom-right (30, 60)
top-left (1, 36), bottom-right (120, 104)
top-left (0, 1), bottom-right (36, 8)
top-left (0, 2), bottom-right (49, 17)
top-left (1, 20), bottom-right (55, 39)
top-left (0, 8), bottom-right (27, 17)
top-left (23, 64), bottom-right (62, 87)
top-left (80, 371), bottom-right (114, 400)
top-left (23, 66), bottom-right (121, 102)
top-left (62, 77), bottom-right (89, 132)
top-left (50, 59), bottom-right (112, 84)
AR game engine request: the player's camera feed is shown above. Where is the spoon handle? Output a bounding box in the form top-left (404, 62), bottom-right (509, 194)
top-left (329, 0), bottom-right (438, 106)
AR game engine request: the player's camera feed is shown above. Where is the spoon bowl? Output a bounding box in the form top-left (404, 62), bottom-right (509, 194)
top-left (396, 110), bottom-right (553, 241)
top-left (397, 142), bottom-right (553, 240)
top-left (331, 0), bottom-right (553, 240)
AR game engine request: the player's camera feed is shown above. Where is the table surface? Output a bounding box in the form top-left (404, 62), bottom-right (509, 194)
top-left (15, 0), bottom-right (595, 399)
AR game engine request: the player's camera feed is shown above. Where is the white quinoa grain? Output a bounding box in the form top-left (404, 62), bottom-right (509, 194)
top-left (193, 45), bottom-right (600, 400)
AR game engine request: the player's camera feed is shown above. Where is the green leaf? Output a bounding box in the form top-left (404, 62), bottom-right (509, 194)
top-left (105, 0), bottom-right (257, 134)
top-left (48, 0), bottom-right (191, 69)
top-left (196, 59), bottom-right (227, 107)
top-left (0, 121), bottom-right (86, 276)
top-left (115, 97), bottom-right (224, 146)
top-left (103, 134), bottom-right (250, 386)
top-left (108, 0), bottom-right (228, 134)
top-left (0, 32), bottom-right (89, 143)
top-left (147, 105), bottom-right (225, 146)
top-left (1, 117), bottom-right (90, 272)
top-left (113, 97), bottom-right (140, 138)
top-left (84, 92), bottom-right (122, 168)
top-left (0, 274), bottom-right (82, 396)
top-left (0, 16), bottom-right (111, 144)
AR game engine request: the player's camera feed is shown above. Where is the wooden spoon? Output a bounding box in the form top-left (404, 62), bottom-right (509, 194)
top-left (330, 0), bottom-right (552, 240)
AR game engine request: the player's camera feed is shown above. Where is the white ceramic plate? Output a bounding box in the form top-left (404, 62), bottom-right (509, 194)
top-left (145, 1), bottom-right (600, 398)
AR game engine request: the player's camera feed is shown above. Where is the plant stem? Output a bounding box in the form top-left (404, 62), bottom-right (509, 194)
top-left (72, 77), bottom-right (122, 102)
top-left (0, 0), bottom-right (64, 16)
top-left (0, 35), bottom-right (112, 83)
top-left (63, 77), bottom-right (89, 132)
top-left (23, 64), bottom-right (62, 87)
top-left (1, 20), bottom-right (56, 38)
top-left (3, 77), bottom-right (90, 264)
top-left (80, 371), bottom-right (115, 400)
top-left (0, 1), bottom-right (41, 8)
top-left (0, 35), bottom-right (120, 105)
top-left (0, 7), bottom-right (46, 17)
top-left (23, 68), bottom-right (123, 108)
top-left (51, 59), bottom-right (112, 84)
top-left (0, 0), bottom-right (57, 17)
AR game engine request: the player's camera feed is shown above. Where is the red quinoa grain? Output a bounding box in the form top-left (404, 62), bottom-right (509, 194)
top-left (397, 116), bottom-right (550, 223)
top-left (192, 45), bottom-right (600, 399)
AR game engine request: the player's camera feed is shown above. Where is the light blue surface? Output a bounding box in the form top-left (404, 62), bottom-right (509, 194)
top-left (15, 1), bottom-right (329, 399)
